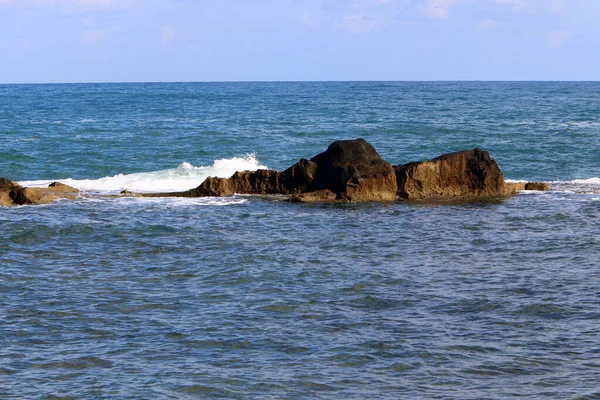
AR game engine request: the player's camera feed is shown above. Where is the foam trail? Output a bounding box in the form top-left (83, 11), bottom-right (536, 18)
top-left (505, 179), bottom-right (527, 184)
top-left (19, 154), bottom-right (267, 195)
top-left (548, 177), bottom-right (600, 194)
top-left (505, 178), bottom-right (600, 194)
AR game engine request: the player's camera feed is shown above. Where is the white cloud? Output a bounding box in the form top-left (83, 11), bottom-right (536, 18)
top-left (72, 0), bottom-right (114, 6)
top-left (424, 0), bottom-right (459, 19)
top-left (299, 11), bottom-right (319, 29)
top-left (333, 14), bottom-right (383, 33)
top-left (493, 0), bottom-right (529, 12)
top-left (83, 29), bottom-right (108, 43)
top-left (548, 0), bottom-right (564, 13)
top-left (160, 25), bottom-right (175, 46)
top-left (476, 19), bottom-right (497, 30)
top-left (0, 0), bottom-right (116, 7)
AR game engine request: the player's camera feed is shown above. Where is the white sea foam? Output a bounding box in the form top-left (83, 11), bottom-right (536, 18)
top-left (547, 177), bottom-right (600, 194)
top-left (548, 121), bottom-right (600, 129)
top-left (18, 154), bottom-right (267, 195)
top-left (112, 196), bottom-right (249, 207)
top-left (505, 177), bottom-right (600, 195)
top-left (507, 120), bottom-right (536, 126)
top-left (505, 179), bottom-right (527, 184)
top-left (569, 177), bottom-right (600, 185)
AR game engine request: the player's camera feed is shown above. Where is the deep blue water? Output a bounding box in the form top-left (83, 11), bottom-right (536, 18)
top-left (1, 82), bottom-right (600, 399)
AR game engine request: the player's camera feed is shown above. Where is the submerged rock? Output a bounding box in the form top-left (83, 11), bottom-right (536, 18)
top-left (0, 179), bottom-right (79, 206)
top-left (524, 182), bottom-right (550, 191)
top-left (505, 181), bottom-right (550, 192)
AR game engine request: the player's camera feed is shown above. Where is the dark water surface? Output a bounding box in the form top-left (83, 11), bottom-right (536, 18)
top-left (1, 82), bottom-right (600, 398)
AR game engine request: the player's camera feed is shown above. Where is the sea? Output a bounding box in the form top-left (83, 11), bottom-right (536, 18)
top-left (1, 81), bottom-right (600, 399)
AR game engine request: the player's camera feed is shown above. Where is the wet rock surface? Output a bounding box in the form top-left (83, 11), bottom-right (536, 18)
top-left (155, 138), bottom-right (398, 202)
top-left (393, 148), bottom-right (513, 201)
top-left (155, 139), bottom-right (524, 202)
top-left (0, 179), bottom-right (79, 206)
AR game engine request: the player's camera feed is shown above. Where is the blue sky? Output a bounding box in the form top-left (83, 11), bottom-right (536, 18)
top-left (0, 0), bottom-right (598, 83)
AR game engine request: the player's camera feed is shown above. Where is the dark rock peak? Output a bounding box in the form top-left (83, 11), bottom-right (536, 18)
top-left (307, 138), bottom-right (395, 195)
top-left (310, 138), bottom-right (383, 166)
top-left (0, 177), bottom-right (22, 191)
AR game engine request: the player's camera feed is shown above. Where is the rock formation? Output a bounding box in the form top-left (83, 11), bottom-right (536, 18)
top-left (393, 148), bottom-right (513, 201)
top-left (2, 138), bottom-right (550, 206)
top-left (148, 138), bottom-right (543, 202)
top-left (155, 138), bottom-right (398, 202)
top-left (0, 179), bottom-right (79, 206)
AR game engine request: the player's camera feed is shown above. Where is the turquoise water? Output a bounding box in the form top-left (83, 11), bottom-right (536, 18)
top-left (1, 82), bottom-right (600, 398)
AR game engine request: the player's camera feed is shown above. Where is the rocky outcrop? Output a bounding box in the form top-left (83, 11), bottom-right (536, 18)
top-left (3, 139), bottom-right (549, 206)
top-left (144, 139), bottom-right (548, 203)
top-left (165, 138), bottom-right (398, 202)
top-left (0, 179), bottom-right (79, 206)
top-left (393, 148), bottom-right (513, 201)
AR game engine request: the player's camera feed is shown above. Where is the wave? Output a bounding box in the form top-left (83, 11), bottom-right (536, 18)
top-left (18, 154), bottom-right (267, 195)
top-left (504, 120), bottom-right (600, 129)
top-left (507, 178), bottom-right (600, 194)
top-left (547, 177), bottom-right (600, 194)
top-left (548, 121), bottom-right (600, 129)
top-left (17, 160), bottom-right (600, 197)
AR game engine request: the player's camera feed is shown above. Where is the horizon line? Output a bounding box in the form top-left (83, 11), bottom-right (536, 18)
top-left (1, 79), bottom-right (599, 85)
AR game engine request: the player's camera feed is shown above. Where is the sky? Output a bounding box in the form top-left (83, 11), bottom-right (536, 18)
top-left (0, 0), bottom-right (598, 83)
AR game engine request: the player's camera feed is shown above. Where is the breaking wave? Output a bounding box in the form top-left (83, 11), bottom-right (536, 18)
top-left (18, 154), bottom-right (267, 195)
top-left (548, 177), bottom-right (600, 194)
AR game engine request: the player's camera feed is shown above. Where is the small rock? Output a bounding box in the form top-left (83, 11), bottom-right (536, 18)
top-left (524, 182), bottom-right (549, 191)
top-left (289, 189), bottom-right (338, 203)
top-left (1, 178), bottom-right (79, 206)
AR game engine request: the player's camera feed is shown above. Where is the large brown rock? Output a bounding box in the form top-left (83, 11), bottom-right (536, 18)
top-left (177, 138), bottom-right (397, 202)
top-left (0, 178), bottom-right (79, 206)
top-left (305, 138), bottom-right (397, 201)
top-left (394, 148), bottom-right (513, 201)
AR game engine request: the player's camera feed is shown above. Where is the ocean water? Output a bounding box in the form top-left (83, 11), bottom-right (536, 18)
top-left (1, 82), bottom-right (600, 399)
